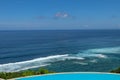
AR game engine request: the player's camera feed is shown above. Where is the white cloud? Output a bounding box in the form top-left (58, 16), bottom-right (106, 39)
top-left (54, 12), bottom-right (72, 19)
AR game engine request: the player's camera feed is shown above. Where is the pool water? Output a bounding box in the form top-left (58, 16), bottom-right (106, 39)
top-left (16, 73), bottom-right (120, 80)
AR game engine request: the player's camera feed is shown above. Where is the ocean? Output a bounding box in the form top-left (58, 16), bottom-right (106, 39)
top-left (0, 30), bottom-right (120, 72)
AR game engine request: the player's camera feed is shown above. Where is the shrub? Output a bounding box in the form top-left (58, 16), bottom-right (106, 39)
top-left (0, 68), bottom-right (54, 79)
top-left (111, 67), bottom-right (120, 73)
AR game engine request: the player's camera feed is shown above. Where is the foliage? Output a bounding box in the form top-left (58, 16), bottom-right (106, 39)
top-left (39, 68), bottom-right (49, 74)
top-left (111, 67), bottom-right (120, 73)
top-left (0, 68), bottom-right (54, 79)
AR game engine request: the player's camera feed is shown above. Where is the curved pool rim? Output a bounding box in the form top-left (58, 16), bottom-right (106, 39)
top-left (16, 72), bottom-right (120, 80)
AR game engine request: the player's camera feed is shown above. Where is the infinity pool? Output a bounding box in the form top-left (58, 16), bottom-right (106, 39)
top-left (16, 72), bottom-right (120, 80)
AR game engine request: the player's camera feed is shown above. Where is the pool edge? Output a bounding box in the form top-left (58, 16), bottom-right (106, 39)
top-left (14, 72), bottom-right (120, 80)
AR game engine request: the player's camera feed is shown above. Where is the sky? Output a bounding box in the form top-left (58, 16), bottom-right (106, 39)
top-left (0, 0), bottom-right (120, 30)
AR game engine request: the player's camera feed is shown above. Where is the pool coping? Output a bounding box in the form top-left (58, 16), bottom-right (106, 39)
top-left (13, 72), bottom-right (120, 80)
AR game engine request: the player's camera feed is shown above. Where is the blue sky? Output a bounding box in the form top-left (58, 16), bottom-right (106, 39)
top-left (0, 0), bottom-right (120, 30)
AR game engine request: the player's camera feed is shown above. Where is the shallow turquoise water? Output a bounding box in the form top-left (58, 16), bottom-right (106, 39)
top-left (17, 73), bottom-right (120, 80)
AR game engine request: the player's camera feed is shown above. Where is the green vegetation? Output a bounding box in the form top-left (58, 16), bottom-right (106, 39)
top-left (0, 68), bottom-right (54, 79)
top-left (111, 67), bottom-right (120, 73)
top-left (0, 67), bottom-right (120, 79)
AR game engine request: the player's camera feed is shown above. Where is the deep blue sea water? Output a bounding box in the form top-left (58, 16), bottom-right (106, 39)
top-left (0, 30), bottom-right (120, 72)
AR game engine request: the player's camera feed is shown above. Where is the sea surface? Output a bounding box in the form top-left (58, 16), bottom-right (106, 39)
top-left (0, 30), bottom-right (120, 72)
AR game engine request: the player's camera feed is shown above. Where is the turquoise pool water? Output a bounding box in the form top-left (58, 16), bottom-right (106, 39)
top-left (16, 73), bottom-right (120, 80)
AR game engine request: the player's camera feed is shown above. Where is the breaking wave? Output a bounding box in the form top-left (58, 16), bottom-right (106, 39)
top-left (76, 53), bottom-right (107, 58)
top-left (0, 54), bottom-right (84, 72)
top-left (85, 47), bottom-right (120, 54)
top-left (1, 46), bottom-right (120, 72)
top-left (76, 47), bottom-right (120, 59)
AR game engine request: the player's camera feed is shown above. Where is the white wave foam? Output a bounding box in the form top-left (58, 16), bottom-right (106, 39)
top-left (64, 56), bottom-right (84, 60)
top-left (14, 64), bottom-right (50, 72)
top-left (76, 53), bottom-right (107, 58)
top-left (73, 62), bottom-right (88, 65)
top-left (89, 59), bottom-right (97, 63)
top-left (89, 54), bottom-right (107, 58)
top-left (76, 47), bottom-right (120, 59)
top-left (86, 47), bottom-right (120, 54)
top-left (1, 47), bottom-right (119, 72)
top-left (0, 54), bottom-right (84, 72)
top-left (0, 54), bottom-right (68, 72)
